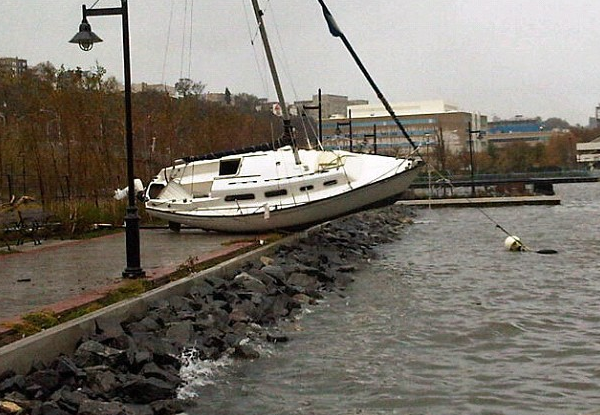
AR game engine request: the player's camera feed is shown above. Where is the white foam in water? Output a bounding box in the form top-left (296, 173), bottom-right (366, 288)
top-left (177, 347), bottom-right (232, 399)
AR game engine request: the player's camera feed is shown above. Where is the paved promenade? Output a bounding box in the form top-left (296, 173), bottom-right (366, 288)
top-left (0, 228), bottom-right (247, 324)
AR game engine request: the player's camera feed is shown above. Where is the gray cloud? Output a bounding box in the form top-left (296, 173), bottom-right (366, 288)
top-left (1, 0), bottom-right (598, 125)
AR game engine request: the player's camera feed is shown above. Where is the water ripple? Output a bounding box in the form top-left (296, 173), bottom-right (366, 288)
top-left (187, 184), bottom-right (600, 415)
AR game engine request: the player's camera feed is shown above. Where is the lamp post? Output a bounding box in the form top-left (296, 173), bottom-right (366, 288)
top-left (467, 121), bottom-right (482, 198)
top-left (70, 0), bottom-right (145, 278)
top-left (335, 109), bottom-right (353, 152)
top-left (302, 88), bottom-right (322, 148)
top-left (363, 124), bottom-right (377, 154)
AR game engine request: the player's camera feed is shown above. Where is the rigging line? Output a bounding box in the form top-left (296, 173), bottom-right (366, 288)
top-left (264, 1), bottom-right (319, 147)
top-left (180, 0), bottom-right (189, 80)
top-left (243, 0), bottom-right (271, 99)
top-left (264, 1), bottom-right (317, 147)
top-left (265, 1), bottom-right (300, 101)
top-left (187, 0), bottom-right (194, 79)
top-left (422, 155), bottom-right (521, 239)
top-left (161, 0), bottom-right (175, 86)
top-left (89, 0), bottom-right (101, 9)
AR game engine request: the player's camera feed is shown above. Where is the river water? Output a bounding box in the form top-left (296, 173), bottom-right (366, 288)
top-left (185, 183), bottom-right (600, 415)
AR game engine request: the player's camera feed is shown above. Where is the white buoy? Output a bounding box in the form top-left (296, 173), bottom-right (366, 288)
top-left (504, 235), bottom-right (523, 251)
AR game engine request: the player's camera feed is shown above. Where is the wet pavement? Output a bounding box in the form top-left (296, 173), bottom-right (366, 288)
top-left (0, 228), bottom-right (248, 323)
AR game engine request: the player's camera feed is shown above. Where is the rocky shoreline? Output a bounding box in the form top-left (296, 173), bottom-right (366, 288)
top-left (0, 205), bottom-right (413, 415)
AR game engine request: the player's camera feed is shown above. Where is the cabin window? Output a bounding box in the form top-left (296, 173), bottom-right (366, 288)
top-left (224, 193), bottom-right (255, 202)
top-left (300, 185), bottom-right (314, 192)
top-left (219, 159), bottom-right (241, 176)
top-left (147, 183), bottom-right (165, 199)
top-left (265, 189), bottom-right (287, 198)
top-left (323, 180), bottom-right (338, 187)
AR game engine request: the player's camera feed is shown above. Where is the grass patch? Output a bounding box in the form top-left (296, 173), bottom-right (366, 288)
top-left (10, 311), bottom-right (60, 337)
top-left (9, 279), bottom-right (153, 337)
top-left (168, 240), bottom-right (266, 281)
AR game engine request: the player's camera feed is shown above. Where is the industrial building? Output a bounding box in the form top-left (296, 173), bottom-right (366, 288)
top-left (485, 115), bottom-right (551, 147)
top-left (319, 99), bottom-right (487, 158)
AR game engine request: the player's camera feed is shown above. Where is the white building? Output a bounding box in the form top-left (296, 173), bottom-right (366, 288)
top-left (576, 136), bottom-right (600, 167)
top-left (347, 99), bottom-right (461, 118)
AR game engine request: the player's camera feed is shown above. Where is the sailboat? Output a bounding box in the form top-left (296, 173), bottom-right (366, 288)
top-left (144, 0), bottom-right (424, 233)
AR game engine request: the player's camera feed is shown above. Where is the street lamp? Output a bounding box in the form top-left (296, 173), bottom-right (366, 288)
top-left (363, 124), bottom-right (377, 154)
top-left (302, 89), bottom-right (322, 148)
top-left (467, 121), bottom-right (483, 198)
top-left (335, 109), bottom-right (353, 152)
top-left (70, 0), bottom-right (145, 278)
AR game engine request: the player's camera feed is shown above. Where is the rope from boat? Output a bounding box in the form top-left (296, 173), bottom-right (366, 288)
top-left (417, 148), bottom-right (557, 252)
top-left (179, 0), bottom-right (188, 79)
top-left (243, 0), bottom-right (271, 99)
top-left (187, 0), bottom-right (194, 79)
top-left (161, 1), bottom-right (175, 86)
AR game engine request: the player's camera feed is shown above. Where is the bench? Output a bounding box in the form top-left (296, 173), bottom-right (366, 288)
top-left (0, 210), bottom-right (22, 250)
top-left (0, 208), bottom-right (58, 250)
top-left (16, 208), bottom-right (56, 246)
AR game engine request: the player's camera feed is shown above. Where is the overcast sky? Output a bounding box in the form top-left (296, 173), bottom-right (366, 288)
top-left (1, 0), bottom-right (599, 125)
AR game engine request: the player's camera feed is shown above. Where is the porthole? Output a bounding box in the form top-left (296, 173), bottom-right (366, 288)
top-left (224, 193), bottom-right (255, 202)
top-left (265, 189), bottom-right (287, 198)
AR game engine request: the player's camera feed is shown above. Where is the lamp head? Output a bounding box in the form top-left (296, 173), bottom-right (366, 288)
top-left (69, 16), bottom-right (103, 51)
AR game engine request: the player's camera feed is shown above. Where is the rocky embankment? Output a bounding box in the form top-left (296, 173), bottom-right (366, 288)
top-left (0, 205), bottom-right (413, 415)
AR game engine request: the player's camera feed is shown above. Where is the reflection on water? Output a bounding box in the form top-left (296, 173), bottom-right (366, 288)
top-left (187, 183), bottom-right (600, 415)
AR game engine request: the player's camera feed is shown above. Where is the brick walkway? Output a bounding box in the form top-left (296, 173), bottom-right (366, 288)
top-left (0, 228), bottom-right (249, 324)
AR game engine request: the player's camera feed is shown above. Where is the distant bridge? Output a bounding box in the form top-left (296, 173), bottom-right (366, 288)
top-left (409, 171), bottom-right (599, 194)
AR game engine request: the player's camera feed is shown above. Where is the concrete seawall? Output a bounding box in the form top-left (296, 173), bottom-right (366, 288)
top-left (0, 230), bottom-right (309, 375)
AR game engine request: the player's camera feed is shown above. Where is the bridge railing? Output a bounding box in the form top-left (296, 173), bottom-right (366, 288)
top-left (415, 169), bottom-right (597, 183)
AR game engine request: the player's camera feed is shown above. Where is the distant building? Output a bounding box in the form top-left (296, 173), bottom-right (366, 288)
top-left (576, 136), bottom-right (600, 168)
top-left (294, 94), bottom-right (368, 120)
top-left (131, 83), bottom-right (177, 97)
top-left (349, 99), bottom-right (460, 118)
top-left (320, 99), bottom-right (487, 156)
top-left (203, 92), bottom-right (230, 105)
top-left (485, 115), bottom-right (551, 147)
top-left (589, 104), bottom-right (600, 129)
top-left (0, 57), bottom-right (27, 76)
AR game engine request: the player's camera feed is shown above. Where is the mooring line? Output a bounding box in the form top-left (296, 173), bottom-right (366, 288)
top-left (422, 157), bottom-right (558, 255)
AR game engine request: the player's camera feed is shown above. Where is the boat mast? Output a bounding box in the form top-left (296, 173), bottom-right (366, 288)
top-left (251, 0), bottom-right (301, 164)
top-left (317, 0), bottom-right (418, 152)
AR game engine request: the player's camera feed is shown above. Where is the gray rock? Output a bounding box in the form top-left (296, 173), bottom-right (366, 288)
top-left (233, 272), bottom-right (267, 293)
top-left (165, 321), bottom-right (194, 345)
top-left (74, 340), bottom-right (127, 368)
top-left (85, 366), bottom-right (120, 397)
top-left (287, 272), bottom-right (318, 289)
top-left (261, 265), bottom-right (286, 281)
top-left (232, 344), bottom-right (259, 360)
top-left (119, 376), bottom-right (175, 404)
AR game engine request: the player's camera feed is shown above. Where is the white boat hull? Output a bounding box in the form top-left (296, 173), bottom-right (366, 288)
top-left (145, 147), bottom-right (422, 233)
